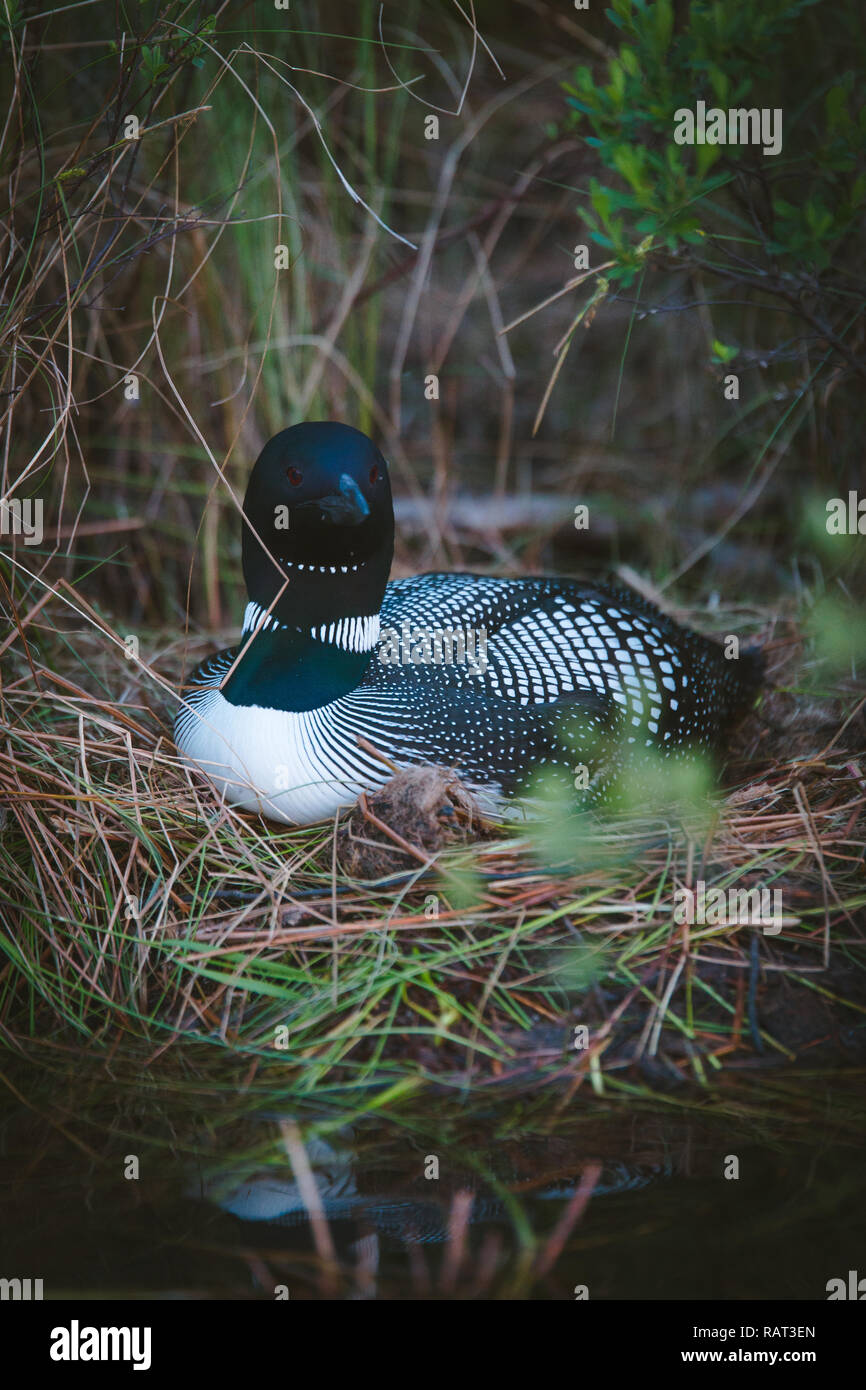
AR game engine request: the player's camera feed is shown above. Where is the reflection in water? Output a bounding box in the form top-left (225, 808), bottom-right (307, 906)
top-left (201, 1136), bottom-right (360, 1225)
top-left (199, 1133), bottom-right (665, 1245)
top-left (1, 1060), bottom-right (865, 1298)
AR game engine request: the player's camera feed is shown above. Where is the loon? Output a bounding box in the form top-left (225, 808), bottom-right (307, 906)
top-left (174, 422), bottom-right (761, 825)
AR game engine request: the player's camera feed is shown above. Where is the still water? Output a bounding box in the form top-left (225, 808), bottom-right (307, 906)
top-left (1, 1057), bottom-right (862, 1300)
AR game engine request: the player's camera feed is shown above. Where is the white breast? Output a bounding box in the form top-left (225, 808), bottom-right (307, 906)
top-left (176, 686), bottom-right (393, 825)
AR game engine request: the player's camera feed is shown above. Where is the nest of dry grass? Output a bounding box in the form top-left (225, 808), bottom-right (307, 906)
top-left (1, 608), bottom-right (863, 1098)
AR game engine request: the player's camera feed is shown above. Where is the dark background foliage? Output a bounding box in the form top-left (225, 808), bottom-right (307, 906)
top-left (3, 0), bottom-right (862, 653)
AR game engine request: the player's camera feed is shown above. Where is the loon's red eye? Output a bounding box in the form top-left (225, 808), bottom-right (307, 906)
top-left (287, 466), bottom-right (303, 486)
top-left (369, 465), bottom-right (379, 484)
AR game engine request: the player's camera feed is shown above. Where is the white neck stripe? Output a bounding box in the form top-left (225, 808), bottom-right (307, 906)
top-left (315, 615), bottom-right (380, 652)
top-left (242, 602), bottom-right (380, 652)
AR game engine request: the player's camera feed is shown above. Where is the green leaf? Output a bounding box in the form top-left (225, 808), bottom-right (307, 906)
top-left (711, 338), bottom-right (739, 363)
top-left (654, 0), bottom-right (673, 52)
top-left (825, 83), bottom-right (850, 131)
top-left (696, 142), bottom-right (721, 175)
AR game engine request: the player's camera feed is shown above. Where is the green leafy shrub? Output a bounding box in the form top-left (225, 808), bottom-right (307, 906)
top-left (561, 0), bottom-right (863, 274)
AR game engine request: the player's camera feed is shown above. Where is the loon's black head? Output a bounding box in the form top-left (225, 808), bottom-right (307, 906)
top-left (242, 422), bottom-right (394, 627)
